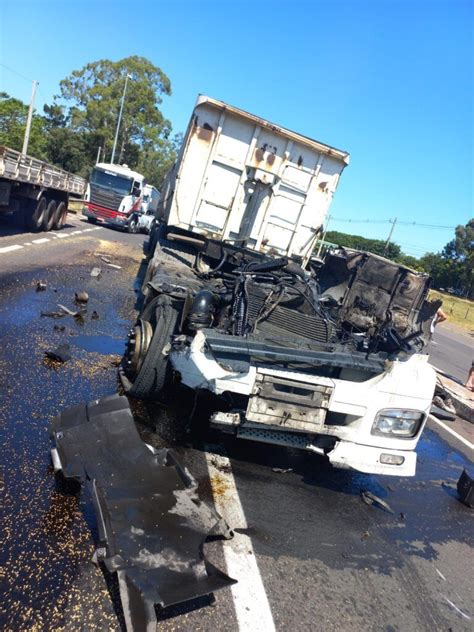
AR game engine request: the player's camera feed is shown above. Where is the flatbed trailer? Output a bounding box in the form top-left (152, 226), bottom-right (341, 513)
top-left (0, 145), bottom-right (87, 231)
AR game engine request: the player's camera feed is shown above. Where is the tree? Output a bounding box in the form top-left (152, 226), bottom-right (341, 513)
top-left (0, 92), bottom-right (47, 158)
top-left (325, 230), bottom-right (401, 260)
top-left (441, 219), bottom-right (474, 296)
top-left (55, 56), bottom-right (175, 183)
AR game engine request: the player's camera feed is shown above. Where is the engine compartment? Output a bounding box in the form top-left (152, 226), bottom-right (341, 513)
top-left (148, 240), bottom-right (440, 358)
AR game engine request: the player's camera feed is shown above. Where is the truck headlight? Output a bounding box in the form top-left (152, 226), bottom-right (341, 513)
top-left (372, 409), bottom-right (424, 438)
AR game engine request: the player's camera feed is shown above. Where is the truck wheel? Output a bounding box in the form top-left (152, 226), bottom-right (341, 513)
top-left (126, 296), bottom-right (180, 399)
top-left (43, 199), bottom-right (57, 231)
top-left (26, 196), bottom-right (47, 231)
top-left (128, 216), bottom-right (139, 233)
top-left (87, 217), bottom-right (97, 224)
top-left (53, 201), bottom-right (67, 230)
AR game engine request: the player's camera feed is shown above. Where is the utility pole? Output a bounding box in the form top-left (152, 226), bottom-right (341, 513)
top-left (383, 217), bottom-right (397, 256)
top-left (95, 146), bottom-right (102, 164)
top-left (316, 214), bottom-right (331, 258)
top-left (22, 79), bottom-right (38, 155)
top-left (111, 73), bottom-right (131, 164)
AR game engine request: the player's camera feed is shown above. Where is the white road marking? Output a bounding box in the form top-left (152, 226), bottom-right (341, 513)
top-left (0, 225), bottom-right (103, 254)
top-left (205, 450), bottom-right (276, 632)
top-left (429, 415), bottom-right (474, 450)
top-left (0, 244), bottom-right (24, 253)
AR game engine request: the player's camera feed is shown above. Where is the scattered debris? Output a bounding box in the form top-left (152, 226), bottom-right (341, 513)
top-left (73, 312), bottom-right (85, 325)
top-left (50, 395), bottom-right (235, 631)
top-left (99, 255), bottom-right (111, 264)
top-left (57, 304), bottom-right (78, 316)
top-left (74, 291), bottom-right (89, 304)
top-left (90, 267), bottom-right (102, 278)
top-left (36, 281), bottom-right (47, 292)
top-left (45, 344), bottom-right (71, 363)
top-left (457, 469), bottom-right (474, 508)
top-left (361, 490), bottom-right (395, 514)
top-left (91, 310), bottom-right (99, 320)
top-left (53, 324), bottom-right (66, 332)
top-left (272, 467), bottom-right (293, 474)
top-left (443, 596), bottom-right (471, 621)
top-left (436, 568), bottom-right (447, 581)
top-left (431, 404), bottom-right (456, 421)
top-left (41, 310), bottom-right (66, 319)
top-left (107, 263), bottom-right (122, 270)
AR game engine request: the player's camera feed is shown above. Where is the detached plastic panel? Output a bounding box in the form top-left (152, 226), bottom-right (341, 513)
top-left (50, 394), bottom-right (235, 631)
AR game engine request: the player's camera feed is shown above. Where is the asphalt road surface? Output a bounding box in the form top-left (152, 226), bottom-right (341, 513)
top-left (0, 214), bottom-right (472, 631)
top-left (428, 326), bottom-right (472, 384)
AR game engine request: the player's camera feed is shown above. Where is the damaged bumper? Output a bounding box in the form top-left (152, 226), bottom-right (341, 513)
top-left (327, 441), bottom-right (417, 476)
top-left (171, 330), bottom-right (435, 477)
top-left (50, 395), bottom-right (235, 631)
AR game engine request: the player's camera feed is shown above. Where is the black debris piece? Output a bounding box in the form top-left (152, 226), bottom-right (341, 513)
top-left (45, 344), bottom-right (71, 363)
top-left (50, 395), bottom-right (235, 631)
top-left (53, 324), bottom-right (66, 332)
top-left (91, 310), bottom-right (99, 320)
top-left (457, 469), bottom-right (474, 508)
top-left (36, 281), bottom-right (47, 292)
top-left (430, 404), bottom-right (456, 421)
top-left (361, 490), bottom-right (394, 514)
top-left (41, 310), bottom-right (66, 319)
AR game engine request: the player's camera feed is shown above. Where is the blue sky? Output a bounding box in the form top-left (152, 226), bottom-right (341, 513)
top-left (1, 0), bottom-right (472, 257)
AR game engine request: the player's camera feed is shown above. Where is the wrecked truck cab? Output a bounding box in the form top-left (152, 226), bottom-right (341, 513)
top-left (121, 234), bottom-right (439, 477)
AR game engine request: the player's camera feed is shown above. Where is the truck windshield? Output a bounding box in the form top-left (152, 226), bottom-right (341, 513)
top-left (91, 169), bottom-right (133, 195)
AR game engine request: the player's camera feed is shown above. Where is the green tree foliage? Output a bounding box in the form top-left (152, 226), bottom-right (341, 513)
top-left (0, 92), bottom-right (47, 158)
top-left (55, 56), bottom-right (175, 185)
top-left (420, 218), bottom-right (474, 297)
top-left (325, 230), bottom-right (401, 260)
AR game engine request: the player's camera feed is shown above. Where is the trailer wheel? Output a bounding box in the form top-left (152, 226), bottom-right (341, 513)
top-left (26, 196), bottom-right (47, 231)
top-left (43, 199), bottom-right (57, 231)
top-left (53, 201), bottom-right (67, 230)
top-left (125, 295), bottom-right (180, 399)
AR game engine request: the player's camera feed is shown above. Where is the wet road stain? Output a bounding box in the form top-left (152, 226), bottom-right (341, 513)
top-left (0, 254), bottom-right (139, 630)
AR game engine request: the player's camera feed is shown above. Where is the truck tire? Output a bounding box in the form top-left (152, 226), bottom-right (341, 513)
top-left (87, 217), bottom-right (98, 224)
top-left (26, 196), bottom-right (47, 231)
top-left (53, 201), bottom-right (67, 230)
top-left (43, 199), bottom-right (57, 231)
top-left (128, 215), bottom-right (139, 233)
top-left (128, 296), bottom-right (180, 399)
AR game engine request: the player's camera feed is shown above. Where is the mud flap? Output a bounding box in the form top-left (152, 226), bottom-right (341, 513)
top-left (50, 394), bottom-right (236, 630)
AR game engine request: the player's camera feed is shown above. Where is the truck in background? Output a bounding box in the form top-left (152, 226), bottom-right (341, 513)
top-left (83, 162), bottom-right (145, 231)
top-left (121, 96), bottom-right (439, 478)
top-left (0, 145), bottom-right (86, 231)
top-left (127, 184), bottom-right (160, 234)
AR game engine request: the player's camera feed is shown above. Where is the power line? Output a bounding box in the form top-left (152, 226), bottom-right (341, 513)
top-left (331, 217), bottom-right (456, 230)
top-left (0, 62), bottom-right (34, 84)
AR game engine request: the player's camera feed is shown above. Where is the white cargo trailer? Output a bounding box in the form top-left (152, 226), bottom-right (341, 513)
top-left (0, 146), bottom-right (87, 231)
top-left (157, 96), bottom-right (349, 264)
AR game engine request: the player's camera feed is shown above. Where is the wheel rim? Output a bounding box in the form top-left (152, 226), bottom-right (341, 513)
top-left (126, 319), bottom-right (153, 374)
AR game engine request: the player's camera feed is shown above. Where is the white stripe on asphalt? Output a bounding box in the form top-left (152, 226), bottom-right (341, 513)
top-left (205, 450), bottom-right (276, 632)
top-left (0, 226), bottom-right (104, 253)
top-left (429, 416), bottom-right (474, 450)
top-left (0, 244), bottom-right (24, 253)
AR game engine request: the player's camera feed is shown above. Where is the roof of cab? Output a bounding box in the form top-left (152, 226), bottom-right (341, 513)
top-left (95, 163), bottom-right (145, 181)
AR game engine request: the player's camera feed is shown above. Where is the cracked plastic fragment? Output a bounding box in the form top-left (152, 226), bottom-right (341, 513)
top-left (50, 394), bottom-right (235, 631)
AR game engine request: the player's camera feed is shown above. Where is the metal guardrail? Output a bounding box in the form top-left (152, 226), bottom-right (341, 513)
top-left (0, 146), bottom-right (87, 197)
